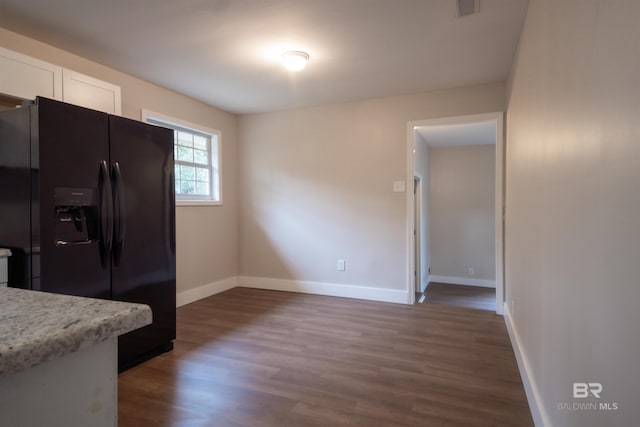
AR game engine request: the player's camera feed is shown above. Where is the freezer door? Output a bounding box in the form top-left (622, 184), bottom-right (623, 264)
top-left (108, 115), bottom-right (176, 368)
top-left (35, 98), bottom-right (111, 298)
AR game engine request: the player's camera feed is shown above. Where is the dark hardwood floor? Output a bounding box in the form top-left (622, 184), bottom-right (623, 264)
top-left (422, 282), bottom-right (496, 311)
top-left (118, 287), bottom-right (531, 426)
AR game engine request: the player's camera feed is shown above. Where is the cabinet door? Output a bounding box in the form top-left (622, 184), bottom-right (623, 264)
top-left (0, 47), bottom-right (62, 101)
top-left (62, 69), bottom-right (122, 115)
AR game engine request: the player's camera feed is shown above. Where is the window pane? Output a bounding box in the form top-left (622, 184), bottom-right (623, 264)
top-left (181, 180), bottom-right (195, 194)
top-left (196, 182), bottom-right (210, 195)
top-left (177, 146), bottom-right (193, 162)
top-left (177, 131), bottom-right (193, 147)
top-left (193, 135), bottom-right (208, 151)
top-left (196, 167), bottom-right (209, 182)
top-left (180, 166), bottom-right (195, 180)
top-left (175, 179), bottom-right (181, 194)
top-left (193, 149), bottom-right (208, 165)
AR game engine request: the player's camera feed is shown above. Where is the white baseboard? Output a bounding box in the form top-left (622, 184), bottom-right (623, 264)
top-left (176, 276), bottom-right (238, 307)
top-left (503, 302), bottom-right (548, 427)
top-left (429, 275), bottom-right (496, 288)
top-left (238, 276), bottom-right (408, 304)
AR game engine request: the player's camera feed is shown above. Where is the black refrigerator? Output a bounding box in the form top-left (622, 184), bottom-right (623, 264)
top-left (0, 97), bottom-right (176, 370)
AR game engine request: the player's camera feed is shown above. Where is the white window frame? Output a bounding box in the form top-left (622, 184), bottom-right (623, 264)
top-left (142, 109), bottom-right (222, 206)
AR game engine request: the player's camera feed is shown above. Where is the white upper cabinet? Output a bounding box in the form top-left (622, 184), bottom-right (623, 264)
top-left (0, 47), bottom-right (122, 115)
top-left (62, 69), bottom-right (122, 115)
top-left (0, 47), bottom-right (62, 101)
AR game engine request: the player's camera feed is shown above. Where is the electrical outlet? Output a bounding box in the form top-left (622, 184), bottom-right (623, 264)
top-left (337, 259), bottom-right (346, 271)
top-left (467, 267), bottom-right (474, 276)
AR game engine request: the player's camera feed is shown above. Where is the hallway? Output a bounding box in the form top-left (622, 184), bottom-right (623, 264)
top-left (422, 282), bottom-right (496, 311)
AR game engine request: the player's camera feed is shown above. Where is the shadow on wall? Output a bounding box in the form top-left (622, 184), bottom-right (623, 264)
top-left (240, 169), bottom-right (405, 289)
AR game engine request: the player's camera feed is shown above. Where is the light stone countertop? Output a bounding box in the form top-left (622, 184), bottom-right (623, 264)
top-left (0, 287), bottom-right (152, 377)
top-left (0, 248), bottom-right (10, 257)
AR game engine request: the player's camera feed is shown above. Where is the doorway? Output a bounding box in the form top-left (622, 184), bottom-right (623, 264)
top-left (406, 112), bottom-right (504, 315)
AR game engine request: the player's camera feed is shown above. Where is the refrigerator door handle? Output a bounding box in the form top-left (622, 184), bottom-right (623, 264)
top-left (112, 161), bottom-right (126, 266)
top-left (99, 160), bottom-right (114, 268)
top-left (169, 164), bottom-right (176, 252)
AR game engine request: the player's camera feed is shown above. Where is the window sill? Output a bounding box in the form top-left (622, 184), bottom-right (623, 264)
top-left (176, 200), bottom-right (222, 207)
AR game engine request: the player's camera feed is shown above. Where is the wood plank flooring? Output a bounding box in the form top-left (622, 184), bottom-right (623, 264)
top-left (423, 282), bottom-right (496, 311)
top-left (118, 287), bottom-right (532, 426)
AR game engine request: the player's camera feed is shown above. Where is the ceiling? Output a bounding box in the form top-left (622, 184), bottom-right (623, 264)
top-left (0, 0), bottom-right (529, 115)
top-left (416, 121), bottom-right (496, 147)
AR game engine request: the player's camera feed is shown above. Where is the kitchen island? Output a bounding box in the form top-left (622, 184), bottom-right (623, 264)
top-left (0, 287), bottom-right (152, 427)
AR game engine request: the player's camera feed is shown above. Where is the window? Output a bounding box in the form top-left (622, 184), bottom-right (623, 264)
top-left (171, 128), bottom-right (218, 200)
top-left (142, 110), bottom-right (222, 206)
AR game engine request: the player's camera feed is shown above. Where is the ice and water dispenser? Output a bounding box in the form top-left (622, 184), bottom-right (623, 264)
top-left (54, 187), bottom-right (99, 245)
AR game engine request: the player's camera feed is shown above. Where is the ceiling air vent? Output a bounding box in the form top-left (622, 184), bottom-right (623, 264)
top-left (455, 0), bottom-right (479, 17)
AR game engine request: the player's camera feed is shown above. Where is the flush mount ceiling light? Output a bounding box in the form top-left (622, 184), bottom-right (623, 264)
top-left (282, 51), bottom-right (309, 71)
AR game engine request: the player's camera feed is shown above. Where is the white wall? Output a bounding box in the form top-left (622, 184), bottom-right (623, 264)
top-left (429, 144), bottom-right (495, 284)
top-left (414, 134), bottom-right (431, 292)
top-left (505, 1), bottom-right (640, 425)
top-left (238, 83), bottom-right (504, 301)
top-left (0, 27), bottom-right (239, 296)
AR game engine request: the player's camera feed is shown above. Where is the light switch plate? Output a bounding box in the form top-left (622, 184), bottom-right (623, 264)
top-left (393, 181), bottom-right (405, 192)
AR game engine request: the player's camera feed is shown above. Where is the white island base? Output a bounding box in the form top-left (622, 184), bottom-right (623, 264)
top-left (0, 287), bottom-right (152, 427)
top-left (0, 337), bottom-right (118, 427)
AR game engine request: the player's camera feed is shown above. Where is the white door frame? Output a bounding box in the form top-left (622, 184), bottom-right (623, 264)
top-left (405, 112), bottom-right (504, 315)
top-left (413, 176), bottom-right (423, 294)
